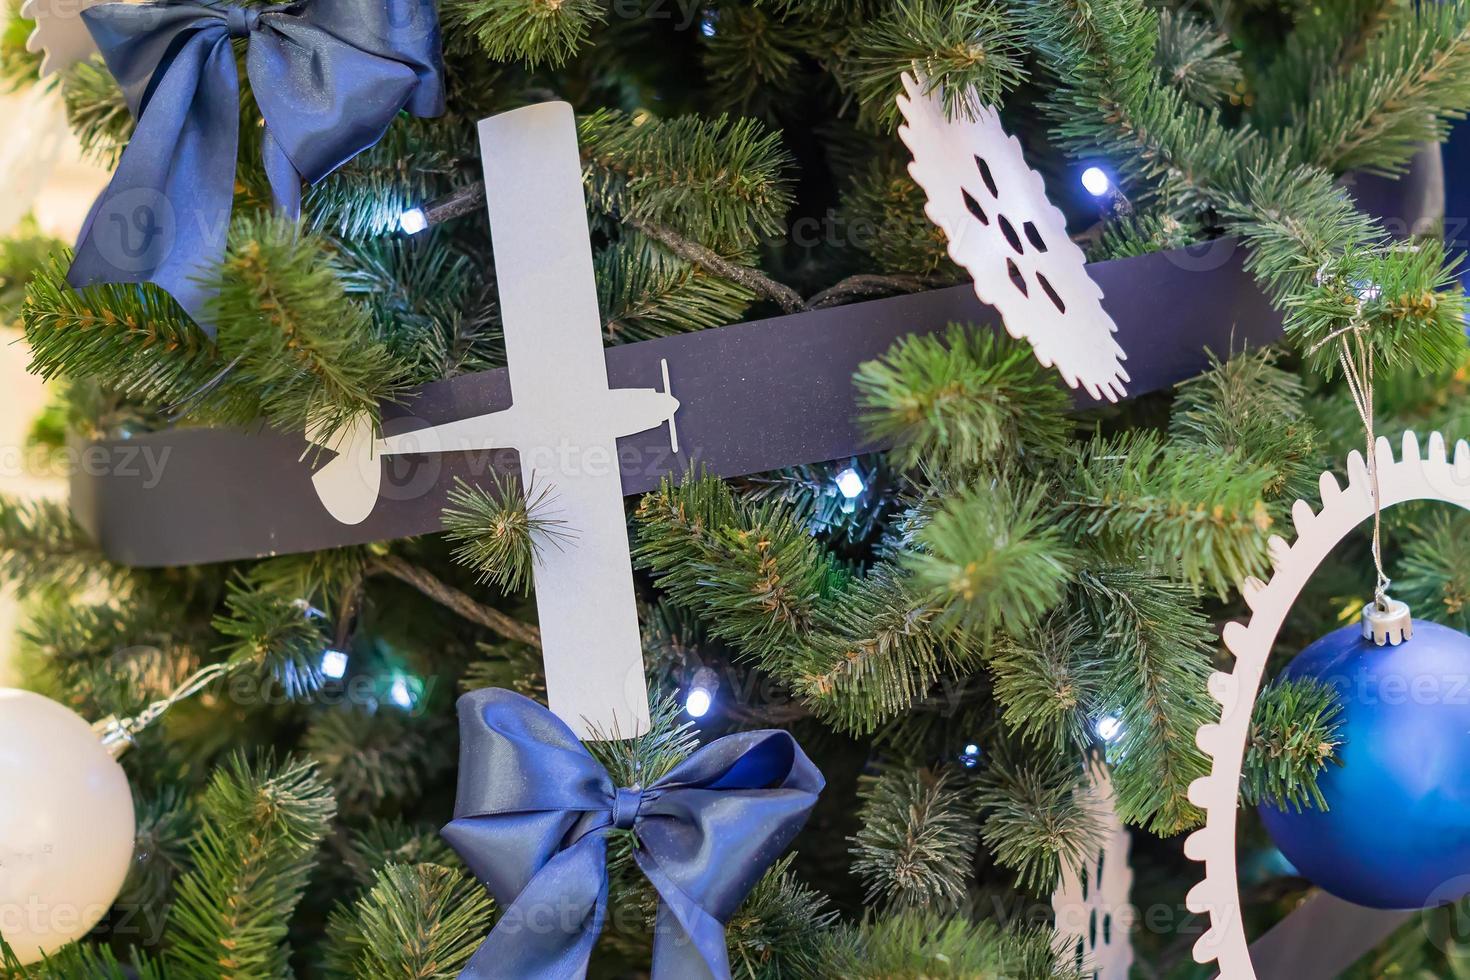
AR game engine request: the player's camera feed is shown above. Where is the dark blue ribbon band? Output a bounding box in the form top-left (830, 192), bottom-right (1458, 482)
top-left (67, 0), bottom-right (444, 328)
top-left (441, 689), bottom-right (825, 980)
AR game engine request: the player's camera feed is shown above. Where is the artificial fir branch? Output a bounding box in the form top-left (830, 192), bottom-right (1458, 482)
top-left (213, 579), bottom-right (332, 700)
top-left (442, 474), bottom-right (571, 595)
top-left (341, 818), bottom-right (462, 887)
top-left (850, 767), bottom-right (978, 912)
top-left (838, 157), bottom-right (959, 277)
top-left (163, 754), bottom-right (336, 980)
top-left (60, 56), bottom-right (131, 165)
top-left (1284, 2), bottom-right (1470, 176)
top-left (855, 323), bottom-right (1073, 475)
top-left (597, 232), bottom-right (757, 342)
top-left (1078, 567), bottom-right (1213, 834)
top-left (579, 109), bottom-right (794, 255)
top-left (304, 705), bottom-right (453, 814)
top-left (324, 863), bottom-right (496, 980)
top-left (1243, 676), bottom-right (1344, 812)
top-left (988, 612), bottom-right (1104, 752)
top-left (1154, 8), bottom-right (1243, 107)
top-left (22, 257), bottom-right (239, 416)
top-left (839, 0), bottom-right (1027, 130)
top-left (1169, 347), bottom-right (1323, 505)
top-left (1396, 510), bottom-right (1470, 634)
top-left (0, 0), bottom-right (39, 88)
top-left (905, 480), bottom-right (1075, 637)
top-left (976, 753), bottom-right (1102, 892)
top-left (0, 217), bottom-right (62, 323)
top-left (1064, 430), bottom-right (1275, 598)
top-left (0, 494), bottom-right (112, 589)
top-left (723, 854), bottom-right (837, 980)
top-left (206, 214), bottom-right (408, 441)
top-left (817, 910), bottom-right (1076, 978)
top-left (440, 0), bottom-right (604, 68)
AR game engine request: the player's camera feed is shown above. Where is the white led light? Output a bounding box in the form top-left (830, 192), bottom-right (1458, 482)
top-left (320, 649), bottom-right (349, 680)
top-left (1096, 715), bottom-right (1123, 741)
top-left (835, 467), bottom-right (865, 500)
top-left (389, 676), bottom-right (415, 709)
top-left (685, 687), bottom-right (712, 718)
top-left (398, 207), bottom-right (428, 235)
top-left (1081, 166), bottom-right (1111, 197)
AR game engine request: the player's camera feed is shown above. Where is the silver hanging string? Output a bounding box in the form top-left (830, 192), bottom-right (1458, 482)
top-left (93, 661), bottom-right (234, 756)
top-left (1336, 331), bottom-right (1391, 611)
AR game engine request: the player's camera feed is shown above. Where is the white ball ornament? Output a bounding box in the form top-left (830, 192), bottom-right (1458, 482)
top-left (0, 689), bottom-right (135, 965)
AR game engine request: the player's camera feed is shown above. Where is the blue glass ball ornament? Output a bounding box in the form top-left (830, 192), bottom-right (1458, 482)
top-left (1259, 619), bottom-right (1470, 909)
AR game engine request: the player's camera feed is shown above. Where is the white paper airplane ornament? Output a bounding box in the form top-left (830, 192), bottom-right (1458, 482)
top-left (897, 73), bottom-right (1130, 402)
top-left (310, 102), bottom-right (680, 740)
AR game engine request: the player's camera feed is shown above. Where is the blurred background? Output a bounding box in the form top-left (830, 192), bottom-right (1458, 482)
top-left (0, 83), bottom-right (108, 682)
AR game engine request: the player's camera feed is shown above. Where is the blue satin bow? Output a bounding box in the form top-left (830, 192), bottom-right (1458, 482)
top-left (68, 0), bottom-right (444, 327)
top-left (441, 689), bottom-right (825, 980)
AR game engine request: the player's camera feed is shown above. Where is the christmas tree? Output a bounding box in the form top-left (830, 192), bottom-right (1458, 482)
top-left (4, 0), bottom-right (1470, 976)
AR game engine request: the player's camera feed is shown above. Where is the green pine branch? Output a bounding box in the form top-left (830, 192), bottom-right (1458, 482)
top-left (839, 0), bottom-right (1028, 129)
top-left (723, 854), bottom-right (837, 980)
top-left (323, 863), bottom-right (495, 979)
top-left (855, 323), bottom-right (1073, 475)
top-left (580, 109), bottom-right (794, 255)
top-left (850, 767), bottom-right (978, 912)
top-left (163, 754), bottom-right (336, 980)
top-left (442, 474), bottom-right (571, 595)
top-left (905, 479), bottom-right (1076, 637)
top-left (440, 0), bottom-right (605, 68)
top-left (1064, 430), bottom-right (1275, 598)
top-left (207, 213), bottom-right (408, 441)
top-left (1078, 567), bottom-right (1214, 834)
top-left (817, 910), bottom-right (1076, 978)
top-left (1243, 676), bottom-right (1343, 811)
top-left (976, 753), bottom-right (1102, 892)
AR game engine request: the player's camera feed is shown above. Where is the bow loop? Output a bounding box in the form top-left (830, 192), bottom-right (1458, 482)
top-left (442, 689), bottom-right (823, 980)
top-left (68, 0), bottom-right (444, 329)
top-left (224, 5), bottom-right (256, 38)
top-left (611, 787), bottom-right (644, 830)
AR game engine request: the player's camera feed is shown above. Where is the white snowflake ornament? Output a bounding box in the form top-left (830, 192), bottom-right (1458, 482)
top-left (1052, 761), bottom-right (1136, 980)
top-left (897, 73), bottom-right (1129, 401)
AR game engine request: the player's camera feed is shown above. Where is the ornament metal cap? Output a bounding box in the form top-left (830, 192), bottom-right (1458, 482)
top-left (1363, 597), bottom-right (1413, 646)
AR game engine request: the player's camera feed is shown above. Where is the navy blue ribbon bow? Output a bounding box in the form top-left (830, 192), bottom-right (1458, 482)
top-left (441, 689), bottom-right (825, 980)
top-left (68, 0), bottom-right (444, 326)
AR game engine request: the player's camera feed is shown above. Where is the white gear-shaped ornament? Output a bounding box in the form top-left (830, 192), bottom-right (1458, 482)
top-left (896, 72), bottom-right (1129, 402)
top-left (1186, 430), bottom-right (1470, 978)
top-left (1052, 760), bottom-right (1135, 980)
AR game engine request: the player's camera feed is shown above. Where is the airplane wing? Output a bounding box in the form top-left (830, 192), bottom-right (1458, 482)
top-left (520, 443), bottom-right (653, 739)
top-left (479, 102), bottom-right (610, 414)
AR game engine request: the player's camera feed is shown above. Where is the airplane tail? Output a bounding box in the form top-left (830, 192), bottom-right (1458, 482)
top-left (306, 415), bottom-right (382, 526)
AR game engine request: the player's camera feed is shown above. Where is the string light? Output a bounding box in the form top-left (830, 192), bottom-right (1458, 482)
top-left (1081, 166), bottom-right (1112, 197)
top-left (1096, 715), bottom-right (1124, 742)
top-left (685, 667), bottom-right (719, 719)
top-left (835, 466), bottom-right (866, 500)
top-left (398, 207), bottom-right (428, 235)
top-left (959, 742), bottom-right (982, 769)
top-left (320, 649), bottom-right (349, 680)
top-left (388, 674), bottom-right (418, 709)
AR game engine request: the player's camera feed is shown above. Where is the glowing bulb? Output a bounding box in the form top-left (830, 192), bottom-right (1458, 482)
top-left (699, 10), bottom-right (717, 36)
top-left (835, 467), bottom-right (865, 500)
top-left (389, 675), bottom-right (416, 709)
top-left (960, 742), bottom-right (982, 768)
top-left (685, 667), bottom-right (718, 718)
top-left (1081, 166), bottom-right (1111, 197)
top-left (685, 688), bottom-right (712, 718)
top-left (320, 649), bottom-right (349, 680)
top-left (1096, 715), bottom-right (1123, 741)
top-left (398, 207), bottom-right (428, 235)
